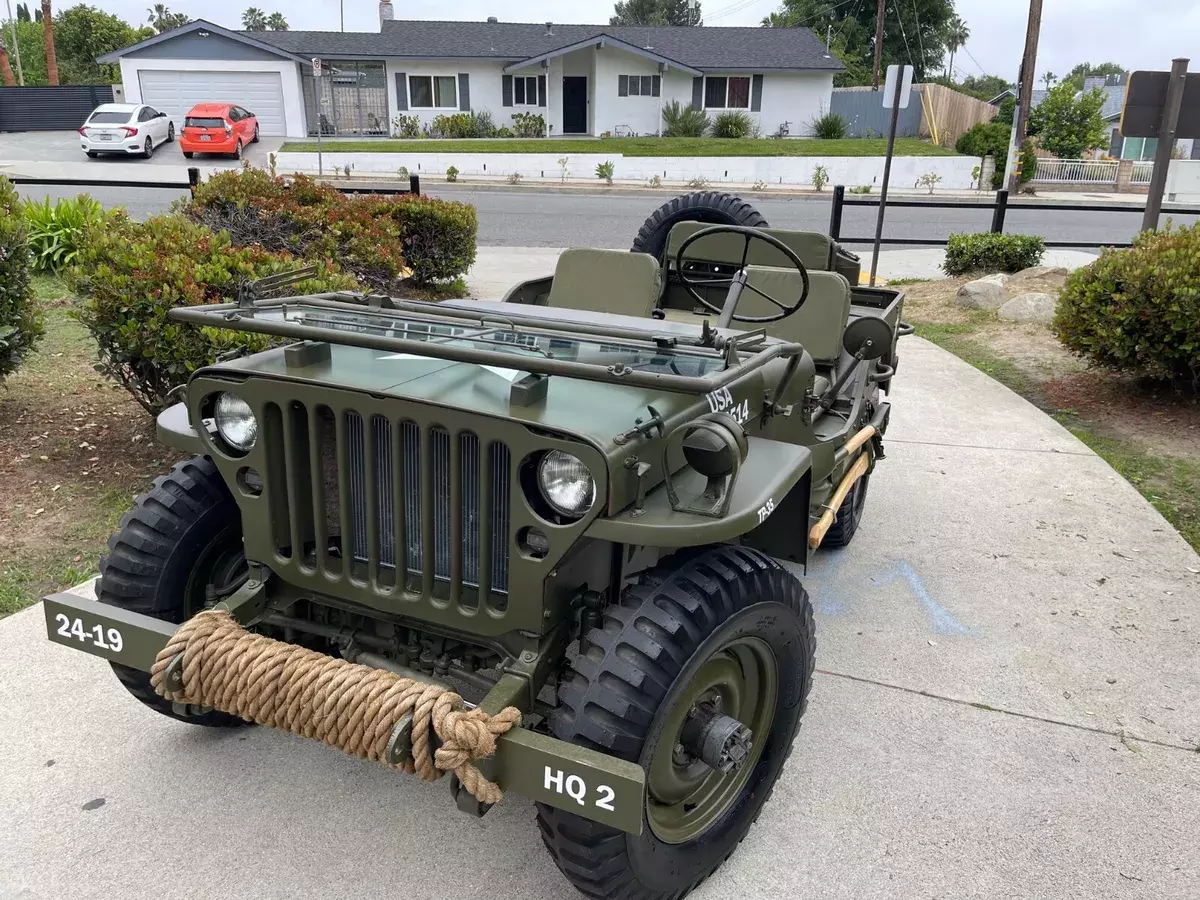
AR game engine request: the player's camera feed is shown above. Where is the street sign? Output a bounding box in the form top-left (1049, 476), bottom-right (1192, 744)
top-left (881, 64), bottom-right (914, 110)
top-left (312, 57), bottom-right (323, 77)
top-left (1121, 69), bottom-right (1200, 139)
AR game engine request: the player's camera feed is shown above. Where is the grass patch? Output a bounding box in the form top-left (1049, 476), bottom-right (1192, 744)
top-left (279, 137), bottom-right (960, 158)
top-left (887, 277), bottom-right (929, 286)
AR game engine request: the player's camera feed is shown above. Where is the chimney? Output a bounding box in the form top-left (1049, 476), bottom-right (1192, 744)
top-left (545, 21), bottom-right (553, 35)
top-left (379, 0), bottom-right (394, 27)
top-left (487, 16), bottom-right (498, 23)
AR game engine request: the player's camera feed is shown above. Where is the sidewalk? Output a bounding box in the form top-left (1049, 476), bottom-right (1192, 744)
top-left (1, 251), bottom-right (1197, 900)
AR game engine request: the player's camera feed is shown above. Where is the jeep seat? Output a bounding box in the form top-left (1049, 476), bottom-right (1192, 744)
top-left (663, 221), bottom-right (861, 286)
top-left (546, 249), bottom-right (661, 318)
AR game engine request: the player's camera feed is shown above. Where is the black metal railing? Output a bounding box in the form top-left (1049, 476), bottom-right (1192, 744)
top-left (827, 184), bottom-right (1200, 250)
top-left (5, 168), bottom-right (420, 197)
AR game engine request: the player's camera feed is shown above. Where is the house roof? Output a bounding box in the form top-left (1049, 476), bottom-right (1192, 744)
top-left (1097, 84), bottom-right (1126, 120)
top-left (96, 19), bottom-right (307, 64)
top-left (248, 20), bottom-right (842, 71)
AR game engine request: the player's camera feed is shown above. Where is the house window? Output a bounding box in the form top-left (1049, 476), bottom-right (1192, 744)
top-left (1121, 136), bottom-right (1159, 161)
top-left (409, 74), bottom-right (457, 109)
top-left (704, 75), bottom-right (751, 109)
top-left (513, 75), bottom-right (539, 106)
top-left (618, 75), bottom-right (661, 98)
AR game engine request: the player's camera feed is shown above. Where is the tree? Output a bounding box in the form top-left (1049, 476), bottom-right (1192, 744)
top-left (1027, 81), bottom-right (1107, 158)
top-left (265, 11), bottom-right (287, 30)
top-left (40, 0), bottom-right (56, 84)
top-left (52, 6), bottom-right (151, 84)
top-left (1064, 61), bottom-right (1123, 90)
top-left (611, 0), bottom-right (701, 26)
top-left (959, 74), bottom-right (1012, 101)
top-left (763, 0), bottom-right (954, 82)
top-left (997, 94), bottom-right (1015, 125)
top-left (16, 3), bottom-right (31, 22)
top-left (0, 34), bottom-right (16, 86)
top-left (147, 4), bottom-right (188, 33)
top-left (943, 14), bottom-right (968, 79)
top-left (11, 19), bottom-right (46, 84)
top-left (241, 7), bottom-right (266, 30)
top-left (1041, 71), bottom-right (1056, 89)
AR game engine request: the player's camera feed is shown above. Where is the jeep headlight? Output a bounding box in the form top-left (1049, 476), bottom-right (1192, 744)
top-left (538, 451), bottom-right (595, 518)
top-left (214, 393), bottom-right (257, 452)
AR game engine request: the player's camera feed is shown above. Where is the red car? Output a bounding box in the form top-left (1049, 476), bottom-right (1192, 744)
top-left (180, 103), bottom-right (260, 159)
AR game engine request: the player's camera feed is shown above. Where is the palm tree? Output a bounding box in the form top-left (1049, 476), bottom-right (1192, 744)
top-left (943, 15), bottom-right (969, 80)
top-left (1042, 71), bottom-right (1057, 90)
top-left (265, 11), bottom-right (288, 30)
top-left (40, 0), bottom-right (56, 85)
top-left (241, 7), bottom-right (267, 31)
top-left (147, 4), bottom-right (187, 32)
top-left (0, 35), bottom-right (17, 87)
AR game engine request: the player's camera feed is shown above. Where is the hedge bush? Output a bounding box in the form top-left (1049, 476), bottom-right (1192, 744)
top-left (186, 169), bottom-right (476, 287)
top-left (0, 175), bottom-right (43, 381)
top-left (69, 213), bottom-right (354, 413)
top-left (1055, 224), bottom-right (1200, 385)
top-left (661, 100), bottom-right (709, 138)
top-left (943, 232), bottom-right (1046, 276)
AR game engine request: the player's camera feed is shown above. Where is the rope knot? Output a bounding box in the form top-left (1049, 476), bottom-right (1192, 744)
top-left (150, 609), bottom-right (522, 804)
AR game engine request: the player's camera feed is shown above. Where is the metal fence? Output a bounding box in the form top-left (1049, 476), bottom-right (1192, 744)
top-left (1032, 159), bottom-right (1119, 185)
top-left (829, 87), bottom-right (923, 138)
top-left (0, 85), bottom-right (115, 132)
top-left (5, 169), bottom-right (421, 197)
top-left (1131, 161), bottom-right (1155, 186)
top-left (827, 183), bottom-right (1200, 250)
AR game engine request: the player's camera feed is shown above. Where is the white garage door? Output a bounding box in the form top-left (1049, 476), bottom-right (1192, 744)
top-left (137, 70), bottom-right (288, 136)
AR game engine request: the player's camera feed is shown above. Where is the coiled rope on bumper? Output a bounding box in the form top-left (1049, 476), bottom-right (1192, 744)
top-left (149, 609), bottom-right (521, 804)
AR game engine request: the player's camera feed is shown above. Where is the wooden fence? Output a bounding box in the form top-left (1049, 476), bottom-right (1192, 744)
top-left (917, 84), bottom-right (998, 146)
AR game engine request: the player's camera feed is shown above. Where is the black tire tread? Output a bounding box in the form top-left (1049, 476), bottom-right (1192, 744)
top-left (537, 545), bottom-right (814, 900)
top-left (824, 475), bottom-right (869, 548)
top-left (97, 456), bottom-right (245, 728)
top-left (630, 191), bottom-right (769, 262)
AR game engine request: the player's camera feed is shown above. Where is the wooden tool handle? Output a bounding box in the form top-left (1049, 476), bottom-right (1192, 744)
top-left (842, 425), bottom-right (877, 459)
top-left (808, 452), bottom-right (870, 550)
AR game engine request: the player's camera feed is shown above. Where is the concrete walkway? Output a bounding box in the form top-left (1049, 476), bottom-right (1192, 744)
top-left (1, 263), bottom-right (1198, 899)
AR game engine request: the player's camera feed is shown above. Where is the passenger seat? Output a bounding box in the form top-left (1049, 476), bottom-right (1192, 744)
top-left (545, 249), bottom-right (662, 318)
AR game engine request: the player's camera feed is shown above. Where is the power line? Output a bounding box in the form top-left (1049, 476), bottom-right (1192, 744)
top-left (910, 0), bottom-right (925, 73)
top-left (891, 0), bottom-right (916, 71)
top-left (705, 0), bottom-right (766, 22)
top-left (963, 46), bottom-right (988, 76)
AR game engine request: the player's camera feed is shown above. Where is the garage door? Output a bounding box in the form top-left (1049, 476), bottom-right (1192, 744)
top-left (137, 70), bottom-right (288, 136)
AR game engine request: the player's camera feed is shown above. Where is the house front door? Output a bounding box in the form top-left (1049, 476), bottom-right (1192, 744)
top-left (563, 77), bottom-right (588, 134)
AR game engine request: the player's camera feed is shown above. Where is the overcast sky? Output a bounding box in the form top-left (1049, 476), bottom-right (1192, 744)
top-left (96, 0), bottom-right (1199, 82)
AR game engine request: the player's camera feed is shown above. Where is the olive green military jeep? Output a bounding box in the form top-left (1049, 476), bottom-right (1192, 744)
top-left (44, 193), bottom-right (906, 899)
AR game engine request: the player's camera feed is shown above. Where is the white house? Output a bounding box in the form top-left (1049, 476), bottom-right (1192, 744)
top-left (97, 9), bottom-right (842, 139)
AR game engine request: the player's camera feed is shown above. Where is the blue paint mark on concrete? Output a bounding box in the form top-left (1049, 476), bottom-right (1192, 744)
top-left (798, 553), bottom-right (974, 636)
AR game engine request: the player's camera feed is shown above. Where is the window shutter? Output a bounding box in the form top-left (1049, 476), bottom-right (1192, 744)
top-left (458, 73), bottom-right (471, 111)
top-left (538, 75), bottom-right (547, 107)
top-left (691, 76), bottom-right (704, 110)
top-left (395, 73), bottom-right (408, 111)
top-left (619, 74), bottom-right (629, 97)
top-left (751, 74), bottom-right (764, 112)
top-left (652, 75), bottom-right (661, 97)
top-left (1108, 130), bottom-right (1124, 159)
top-left (502, 74), bottom-right (513, 107)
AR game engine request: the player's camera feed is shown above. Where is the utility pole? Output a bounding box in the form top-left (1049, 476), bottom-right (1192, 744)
top-left (872, 0), bottom-right (886, 89)
top-left (827, 24), bottom-right (832, 49)
top-left (1005, 0), bottom-right (1044, 192)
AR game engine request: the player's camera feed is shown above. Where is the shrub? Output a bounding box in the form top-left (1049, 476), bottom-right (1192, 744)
top-left (494, 126), bottom-right (515, 138)
top-left (430, 112), bottom-right (474, 139)
top-left (1020, 139), bottom-right (1038, 183)
top-left (915, 172), bottom-right (942, 194)
top-left (69, 214), bottom-right (354, 413)
top-left (811, 164), bottom-right (829, 191)
top-left (1055, 225), bottom-right (1200, 385)
top-left (956, 121), bottom-right (1010, 160)
top-left (446, 165), bottom-right (459, 182)
top-left (850, 184), bottom-right (872, 194)
top-left (809, 110), bottom-right (848, 140)
top-left (687, 175), bottom-right (709, 189)
top-left (943, 232), bottom-right (1045, 276)
top-left (365, 194), bottom-right (478, 285)
top-left (712, 110), bottom-right (753, 139)
top-left (0, 176), bottom-right (43, 381)
top-left (392, 113), bottom-right (421, 138)
top-left (21, 194), bottom-right (105, 272)
top-left (511, 112), bottom-right (546, 138)
top-left (507, 172), bottom-right (523, 184)
top-left (661, 100), bottom-right (710, 138)
top-left (596, 160), bottom-right (615, 185)
top-left (647, 175), bottom-right (662, 188)
top-left (470, 110), bottom-right (495, 138)
top-left (186, 169), bottom-right (408, 293)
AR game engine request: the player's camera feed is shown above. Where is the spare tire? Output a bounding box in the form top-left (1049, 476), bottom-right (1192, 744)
top-left (630, 191), bottom-right (769, 261)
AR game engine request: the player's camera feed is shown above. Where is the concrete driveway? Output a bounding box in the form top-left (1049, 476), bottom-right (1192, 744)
top-left (1, 333), bottom-right (1196, 899)
top-left (0, 129), bottom-right (285, 169)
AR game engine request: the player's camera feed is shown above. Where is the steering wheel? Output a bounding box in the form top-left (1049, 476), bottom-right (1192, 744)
top-left (675, 225), bottom-right (811, 324)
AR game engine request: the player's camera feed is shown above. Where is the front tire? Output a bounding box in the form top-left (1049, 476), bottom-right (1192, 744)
top-left (537, 546), bottom-right (815, 900)
top-left (824, 474), bottom-right (869, 548)
top-left (167, 122), bottom-right (175, 142)
top-left (251, 124), bottom-right (260, 143)
top-left (97, 456), bottom-right (248, 727)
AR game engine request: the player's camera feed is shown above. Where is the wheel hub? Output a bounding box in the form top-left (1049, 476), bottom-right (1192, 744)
top-left (680, 701), bottom-right (754, 774)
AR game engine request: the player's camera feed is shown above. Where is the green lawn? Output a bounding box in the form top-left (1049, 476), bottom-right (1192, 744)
top-left (278, 137), bottom-right (959, 157)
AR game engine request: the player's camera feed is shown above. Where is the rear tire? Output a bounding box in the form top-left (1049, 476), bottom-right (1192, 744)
top-left (183, 151), bottom-right (194, 158)
top-left (142, 137), bottom-right (153, 159)
top-left (630, 191), bottom-right (769, 262)
top-left (232, 140), bottom-right (243, 160)
top-left (537, 546), bottom-right (815, 900)
top-left (824, 474), bottom-right (869, 548)
top-left (97, 456), bottom-right (248, 727)
top-left (85, 151), bottom-right (98, 158)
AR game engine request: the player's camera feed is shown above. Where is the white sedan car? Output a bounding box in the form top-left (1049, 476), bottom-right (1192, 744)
top-left (79, 103), bottom-right (175, 159)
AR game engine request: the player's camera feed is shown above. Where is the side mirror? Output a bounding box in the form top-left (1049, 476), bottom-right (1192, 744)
top-left (842, 317), bottom-right (893, 361)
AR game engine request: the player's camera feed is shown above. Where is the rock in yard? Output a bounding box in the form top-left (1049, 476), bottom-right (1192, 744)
top-left (998, 292), bottom-right (1057, 323)
top-left (1012, 265), bottom-right (1069, 280)
top-left (957, 276), bottom-right (1008, 310)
